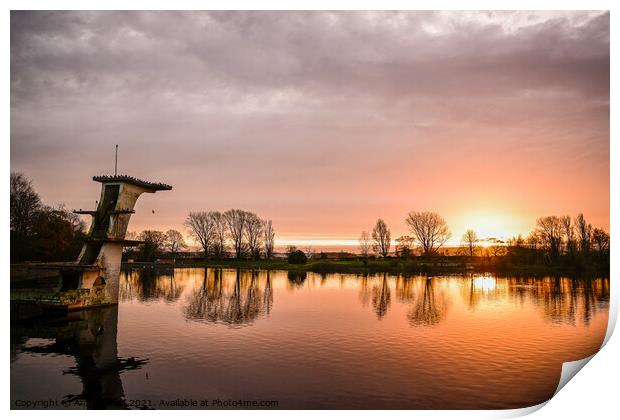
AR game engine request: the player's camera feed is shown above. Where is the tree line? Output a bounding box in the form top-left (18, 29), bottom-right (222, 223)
top-left (10, 171), bottom-right (609, 269)
top-left (123, 229), bottom-right (189, 262)
top-left (358, 211), bottom-right (610, 265)
top-left (9, 173), bottom-right (278, 263)
top-left (125, 210), bottom-right (277, 262)
top-left (506, 214), bottom-right (609, 265)
top-left (10, 172), bottom-right (86, 262)
top-left (459, 214), bottom-right (609, 262)
top-left (183, 210), bottom-right (276, 260)
top-left (358, 212), bottom-right (452, 259)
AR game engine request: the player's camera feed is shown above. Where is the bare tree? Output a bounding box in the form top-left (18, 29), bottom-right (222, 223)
top-left (508, 234), bottom-right (525, 248)
top-left (224, 209), bottom-right (249, 259)
top-left (561, 215), bottom-right (575, 255)
top-left (486, 244), bottom-right (507, 257)
top-left (165, 229), bottom-right (186, 257)
top-left (575, 213), bottom-right (592, 255)
top-left (211, 211), bottom-right (228, 259)
top-left (526, 231), bottom-right (542, 252)
top-left (535, 216), bottom-right (563, 259)
top-left (138, 230), bottom-right (166, 261)
top-left (184, 211), bottom-right (217, 258)
top-left (245, 212), bottom-right (264, 260)
top-left (358, 230), bottom-right (371, 260)
top-left (304, 247), bottom-right (315, 259)
top-left (461, 229), bottom-right (479, 257)
top-left (264, 220), bottom-right (275, 260)
top-left (405, 211), bottom-right (451, 255)
top-left (592, 228), bottom-right (610, 255)
top-left (395, 235), bottom-right (414, 258)
top-left (371, 219), bottom-right (391, 257)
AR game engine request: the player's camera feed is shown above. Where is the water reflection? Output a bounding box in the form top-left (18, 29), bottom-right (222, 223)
top-left (287, 271), bottom-right (307, 289)
top-left (406, 277), bottom-right (449, 326)
top-left (460, 274), bottom-right (505, 311)
top-left (11, 307), bottom-right (147, 409)
top-left (512, 277), bottom-right (609, 326)
top-left (358, 273), bottom-right (391, 319)
top-left (123, 269), bottom-right (609, 328)
top-left (10, 269), bottom-right (611, 410)
top-left (456, 276), bottom-right (609, 325)
top-left (120, 268), bottom-right (184, 303)
top-left (372, 274), bottom-right (391, 319)
top-left (369, 274), bottom-right (608, 327)
top-left (184, 269), bottom-right (274, 327)
top-left (120, 269), bottom-right (609, 327)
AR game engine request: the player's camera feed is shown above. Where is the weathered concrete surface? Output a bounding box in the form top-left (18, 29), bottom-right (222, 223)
top-left (97, 243), bottom-right (124, 304)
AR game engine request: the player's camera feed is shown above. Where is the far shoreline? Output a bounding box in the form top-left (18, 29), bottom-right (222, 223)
top-left (120, 257), bottom-right (610, 278)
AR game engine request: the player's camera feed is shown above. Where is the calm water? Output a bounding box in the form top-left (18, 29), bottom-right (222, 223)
top-left (11, 269), bottom-right (609, 409)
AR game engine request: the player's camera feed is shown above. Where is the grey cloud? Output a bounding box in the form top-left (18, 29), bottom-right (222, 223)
top-left (10, 11), bottom-right (609, 234)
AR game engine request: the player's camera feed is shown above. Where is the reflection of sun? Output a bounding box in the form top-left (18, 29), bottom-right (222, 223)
top-left (473, 276), bottom-right (496, 292)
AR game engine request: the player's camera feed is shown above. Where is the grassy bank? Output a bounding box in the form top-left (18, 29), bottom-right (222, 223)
top-left (122, 256), bottom-right (609, 277)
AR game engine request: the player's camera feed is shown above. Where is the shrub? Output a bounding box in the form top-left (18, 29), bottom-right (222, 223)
top-left (288, 249), bottom-right (308, 264)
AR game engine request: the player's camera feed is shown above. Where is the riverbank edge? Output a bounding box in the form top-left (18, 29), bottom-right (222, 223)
top-left (121, 258), bottom-right (610, 278)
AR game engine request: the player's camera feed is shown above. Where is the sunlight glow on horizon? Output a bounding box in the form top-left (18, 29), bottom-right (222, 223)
top-left (170, 211), bottom-right (543, 251)
top-left (450, 209), bottom-right (528, 242)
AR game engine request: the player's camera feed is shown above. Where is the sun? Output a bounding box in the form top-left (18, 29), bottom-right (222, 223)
top-left (456, 210), bottom-right (521, 243)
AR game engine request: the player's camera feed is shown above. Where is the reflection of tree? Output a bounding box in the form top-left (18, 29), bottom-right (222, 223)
top-left (184, 268), bottom-right (226, 322)
top-left (358, 274), bottom-right (371, 307)
top-left (119, 268), bottom-right (184, 303)
top-left (544, 278), bottom-right (608, 325)
top-left (547, 277), bottom-right (575, 324)
top-left (184, 269), bottom-right (273, 327)
top-left (361, 274), bottom-right (468, 323)
top-left (466, 275), bottom-right (480, 310)
top-left (407, 277), bottom-right (447, 327)
top-left (226, 270), bottom-right (263, 324)
top-left (460, 274), bottom-right (506, 311)
top-left (319, 273), bottom-right (328, 286)
top-left (263, 271), bottom-right (273, 316)
top-left (12, 306), bottom-right (147, 409)
top-left (371, 273), bottom-right (391, 319)
top-left (394, 275), bottom-right (416, 303)
top-left (455, 275), bottom-right (610, 325)
top-left (287, 271), bottom-right (307, 289)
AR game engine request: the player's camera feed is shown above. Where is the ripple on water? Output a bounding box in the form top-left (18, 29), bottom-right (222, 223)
top-left (11, 270), bottom-right (610, 409)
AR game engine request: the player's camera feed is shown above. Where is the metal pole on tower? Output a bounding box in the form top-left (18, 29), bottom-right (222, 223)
top-left (115, 144), bottom-right (118, 176)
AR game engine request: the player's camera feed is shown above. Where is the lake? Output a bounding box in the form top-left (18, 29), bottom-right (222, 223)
top-left (10, 268), bottom-right (609, 409)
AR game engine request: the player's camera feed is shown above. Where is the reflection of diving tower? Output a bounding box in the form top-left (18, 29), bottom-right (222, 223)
top-left (74, 175), bottom-right (172, 304)
top-left (11, 306), bottom-right (148, 408)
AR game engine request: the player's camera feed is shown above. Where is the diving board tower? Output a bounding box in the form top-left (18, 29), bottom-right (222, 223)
top-left (75, 175), bottom-right (172, 304)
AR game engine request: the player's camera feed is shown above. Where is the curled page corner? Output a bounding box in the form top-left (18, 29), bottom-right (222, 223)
top-left (507, 296), bottom-right (616, 419)
top-left (602, 279), bottom-right (618, 348)
top-left (553, 354), bottom-right (595, 396)
top-left (495, 401), bottom-right (548, 418)
top-left (499, 355), bottom-right (598, 418)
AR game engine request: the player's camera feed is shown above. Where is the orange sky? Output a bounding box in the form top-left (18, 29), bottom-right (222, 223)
top-left (10, 11), bottom-right (609, 249)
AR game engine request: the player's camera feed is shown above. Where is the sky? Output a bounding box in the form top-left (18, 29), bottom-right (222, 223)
top-left (10, 11), bottom-right (610, 248)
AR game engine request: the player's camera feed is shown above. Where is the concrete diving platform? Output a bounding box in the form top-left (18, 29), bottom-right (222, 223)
top-left (10, 174), bottom-right (172, 320)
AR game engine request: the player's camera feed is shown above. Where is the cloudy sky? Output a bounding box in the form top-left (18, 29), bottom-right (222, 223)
top-left (10, 11), bottom-right (609, 247)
